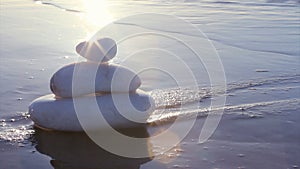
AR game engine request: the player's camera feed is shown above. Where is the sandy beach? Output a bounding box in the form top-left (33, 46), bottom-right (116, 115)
top-left (0, 0), bottom-right (299, 168)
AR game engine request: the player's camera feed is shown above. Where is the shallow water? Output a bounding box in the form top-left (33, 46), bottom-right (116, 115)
top-left (0, 0), bottom-right (299, 168)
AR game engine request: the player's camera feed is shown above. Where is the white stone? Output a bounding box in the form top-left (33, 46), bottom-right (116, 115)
top-left (76, 38), bottom-right (117, 62)
top-left (29, 90), bottom-right (155, 131)
top-left (50, 62), bottom-right (141, 98)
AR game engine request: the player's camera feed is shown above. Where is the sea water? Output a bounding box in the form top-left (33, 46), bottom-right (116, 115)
top-left (0, 0), bottom-right (299, 168)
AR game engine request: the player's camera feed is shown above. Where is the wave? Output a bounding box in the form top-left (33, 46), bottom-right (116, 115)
top-left (148, 73), bottom-right (300, 124)
top-left (209, 0), bottom-right (300, 7)
top-left (0, 74), bottom-right (299, 142)
top-left (1, 98), bottom-right (298, 142)
top-left (114, 21), bottom-right (300, 57)
top-left (148, 98), bottom-right (300, 125)
top-left (0, 112), bottom-right (33, 143)
top-left (32, 0), bottom-right (83, 13)
top-left (149, 74), bottom-right (300, 109)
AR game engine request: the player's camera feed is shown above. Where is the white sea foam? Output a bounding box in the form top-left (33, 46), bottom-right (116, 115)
top-left (148, 74), bottom-right (300, 124)
top-left (148, 98), bottom-right (300, 124)
top-left (0, 112), bottom-right (33, 143)
top-left (0, 0), bottom-right (299, 151)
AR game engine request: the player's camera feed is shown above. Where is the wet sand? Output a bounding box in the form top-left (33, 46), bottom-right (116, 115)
top-left (1, 105), bottom-right (299, 169)
top-left (1, 0), bottom-right (299, 168)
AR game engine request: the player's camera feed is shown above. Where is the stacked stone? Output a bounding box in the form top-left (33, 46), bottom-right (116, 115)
top-left (29, 38), bottom-right (155, 131)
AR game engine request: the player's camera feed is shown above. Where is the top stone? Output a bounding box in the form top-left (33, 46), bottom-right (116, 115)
top-left (76, 38), bottom-right (117, 63)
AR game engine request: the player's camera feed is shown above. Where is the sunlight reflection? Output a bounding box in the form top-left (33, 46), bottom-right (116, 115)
top-left (151, 129), bottom-right (183, 164)
top-left (82, 0), bottom-right (113, 27)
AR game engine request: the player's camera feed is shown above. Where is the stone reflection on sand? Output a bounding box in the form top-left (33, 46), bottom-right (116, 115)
top-left (32, 126), bottom-right (153, 169)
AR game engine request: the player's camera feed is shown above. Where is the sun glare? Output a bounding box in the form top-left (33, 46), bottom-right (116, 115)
top-left (83, 0), bottom-right (113, 27)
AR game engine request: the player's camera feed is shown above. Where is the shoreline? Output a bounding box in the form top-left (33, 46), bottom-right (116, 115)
top-left (1, 0), bottom-right (299, 168)
top-left (1, 105), bottom-right (299, 169)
